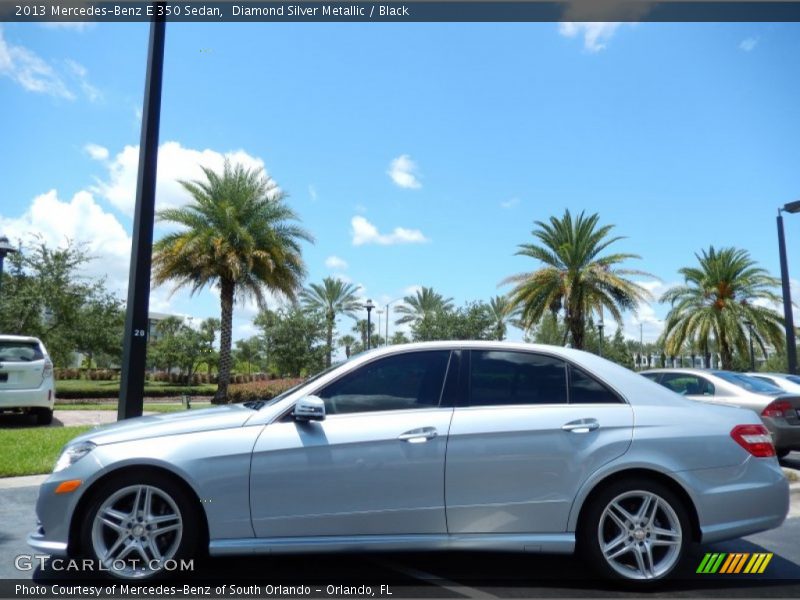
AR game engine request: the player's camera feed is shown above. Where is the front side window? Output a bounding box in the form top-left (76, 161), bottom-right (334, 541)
top-left (315, 350), bottom-right (451, 415)
top-left (468, 351), bottom-right (568, 406)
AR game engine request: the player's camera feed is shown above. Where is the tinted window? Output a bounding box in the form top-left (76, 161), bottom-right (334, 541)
top-left (316, 351), bottom-right (450, 415)
top-left (640, 373), bottom-right (661, 383)
top-left (712, 371), bottom-right (781, 393)
top-left (469, 351), bottom-right (567, 406)
top-left (659, 373), bottom-right (714, 396)
top-left (568, 365), bottom-right (622, 404)
top-left (0, 341), bottom-right (44, 362)
top-left (786, 375), bottom-right (800, 385)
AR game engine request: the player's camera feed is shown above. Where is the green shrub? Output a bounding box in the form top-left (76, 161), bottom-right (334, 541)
top-left (56, 382), bottom-right (216, 400)
top-left (226, 378), bottom-right (303, 403)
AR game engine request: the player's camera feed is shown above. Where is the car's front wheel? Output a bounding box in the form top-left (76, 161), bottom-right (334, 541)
top-left (35, 407), bottom-right (53, 425)
top-left (579, 479), bottom-right (691, 584)
top-left (80, 473), bottom-right (199, 579)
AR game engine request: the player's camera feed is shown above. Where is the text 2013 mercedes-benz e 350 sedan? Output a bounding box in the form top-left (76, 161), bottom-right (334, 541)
top-left (29, 342), bottom-right (789, 583)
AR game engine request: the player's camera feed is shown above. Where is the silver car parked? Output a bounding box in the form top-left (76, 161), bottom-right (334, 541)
top-left (30, 342), bottom-right (788, 584)
top-left (642, 368), bottom-right (800, 458)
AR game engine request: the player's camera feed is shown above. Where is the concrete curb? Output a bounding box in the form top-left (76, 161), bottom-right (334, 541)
top-left (0, 474), bottom-right (48, 489)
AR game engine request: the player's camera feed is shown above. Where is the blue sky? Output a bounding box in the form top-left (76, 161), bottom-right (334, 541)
top-left (1, 21), bottom-right (800, 346)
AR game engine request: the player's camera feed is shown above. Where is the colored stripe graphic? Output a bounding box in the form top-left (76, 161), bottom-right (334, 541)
top-left (697, 552), bottom-right (772, 574)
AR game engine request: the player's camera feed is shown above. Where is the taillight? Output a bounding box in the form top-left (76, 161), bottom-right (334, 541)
top-left (730, 424), bottom-right (776, 458)
top-left (762, 400), bottom-right (791, 418)
top-left (42, 359), bottom-right (53, 380)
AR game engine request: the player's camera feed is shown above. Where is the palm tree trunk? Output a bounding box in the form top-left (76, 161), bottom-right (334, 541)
top-left (325, 315), bottom-right (334, 368)
top-left (214, 279), bottom-right (235, 404)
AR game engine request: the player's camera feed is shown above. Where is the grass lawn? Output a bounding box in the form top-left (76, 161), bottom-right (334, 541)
top-left (55, 402), bottom-right (212, 413)
top-left (0, 426), bottom-right (92, 477)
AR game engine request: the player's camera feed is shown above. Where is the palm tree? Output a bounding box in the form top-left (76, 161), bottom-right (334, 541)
top-left (488, 295), bottom-right (517, 341)
top-left (502, 209), bottom-right (653, 350)
top-left (660, 246), bottom-right (784, 370)
top-left (395, 287), bottom-right (453, 326)
top-left (339, 335), bottom-right (357, 359)
top-left (300, 277), bottom-right (362, 367)
top-left (153, 161), bottom-right (313, 403)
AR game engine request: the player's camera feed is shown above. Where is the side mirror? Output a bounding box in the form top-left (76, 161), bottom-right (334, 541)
top-left (294, 395), bottom-right (326, 421)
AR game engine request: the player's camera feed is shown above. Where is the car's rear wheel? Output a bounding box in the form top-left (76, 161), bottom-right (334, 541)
top-left (35, 408), bottom-right (53, 425)
top-left (776, 448), bottom-right (791, 459)
top-left (80, 473), bottom-right (199, 579)
top-left (579, 479), bottom-right (691, 584)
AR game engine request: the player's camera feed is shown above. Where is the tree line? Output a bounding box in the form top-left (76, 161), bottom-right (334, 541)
top-left (0, 161), bottom-right (790, 402)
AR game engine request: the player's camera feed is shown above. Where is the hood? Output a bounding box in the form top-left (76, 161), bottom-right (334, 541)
top-left (69, 404), bottom-right (255, 446)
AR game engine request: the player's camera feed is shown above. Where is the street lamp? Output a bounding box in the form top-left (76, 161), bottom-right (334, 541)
top-left (385, 297), bottom-right (404, 346)
top-left (0, 235), bottom-right (19, 303)
top-left (597, 314), bottom-right (604, 358)
top-left (777, 200), bottom-right (800, 374)
top-left (365, 299), bottom-right (375, 350)
top-left (744, 319), bottom-right (755, 371)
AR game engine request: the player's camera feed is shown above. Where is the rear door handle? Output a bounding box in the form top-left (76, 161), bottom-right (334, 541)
top-left (562, 419), bottom-right (599, 433)
top-left (398, 427), bottom-right (438, 443)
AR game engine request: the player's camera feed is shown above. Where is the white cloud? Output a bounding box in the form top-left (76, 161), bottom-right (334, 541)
top-left (351, 216), bottom-right (428, 246)
top-left (558, 22), bottom-right (622, 52)
top-left (94, 141), bottom-right (266, 217)
top-left (308, 185), bottom-right (318, 202)
top-left (740, 37), bottom-right (758, 52)
top-left (40, 22), bottom-right (94, 32)
top-left (0, 189), bottom-right (131, 286)
top-left (0, 25), bottom-right (74, 99)
top-left (387, 154), bottom-right (422, 189)
top-left (501, 197), bottom-right (520, 209)
top-left (84, 143), bottom-right (109, 161)
top-left (325, 256), bottom-right (348, 270)
top-left (403, 284), bottom-right (423, 296)
top-left (65, 58), bottom-right (101, 102)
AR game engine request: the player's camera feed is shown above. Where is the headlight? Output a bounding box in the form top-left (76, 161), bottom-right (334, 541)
top-left (53, 442), bottom-right (96, 473)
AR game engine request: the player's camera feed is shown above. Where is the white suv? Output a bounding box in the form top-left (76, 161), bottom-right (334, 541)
top-left (0, 335), bottom-right (55, 425)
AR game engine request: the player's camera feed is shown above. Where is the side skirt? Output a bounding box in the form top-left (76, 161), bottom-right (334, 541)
top-left (209, 533), bottom-right (575, 556)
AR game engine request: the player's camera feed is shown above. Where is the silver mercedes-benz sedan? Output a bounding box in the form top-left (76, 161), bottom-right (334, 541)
top-left (29, 342), bottom-right (788, 584)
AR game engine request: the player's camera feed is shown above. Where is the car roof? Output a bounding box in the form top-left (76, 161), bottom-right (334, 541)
top-left (0, 334), bottom-right (44, 344)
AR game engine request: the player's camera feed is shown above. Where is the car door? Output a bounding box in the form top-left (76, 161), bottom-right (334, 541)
top-left (249, 349), bottom-right (456, 538)
top-left (445, 350), bottom-right (633, 534)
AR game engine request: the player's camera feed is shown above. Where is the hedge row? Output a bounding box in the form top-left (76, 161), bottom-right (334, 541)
top-left (56, 384), bottom-right (216, 400)
top-left (56, 369), bottom-right (272, 385)
top-left (226, 379), bottom-right (304, 403)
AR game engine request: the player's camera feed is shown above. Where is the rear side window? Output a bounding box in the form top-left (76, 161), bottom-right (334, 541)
top-left (640, 373), bottom-right (661, 383)
top-left (568, 365), bottom-right (623, 404)
top-left (316, 350), bottom-right (451, 415)
top-left (469, 351), bottom-right (568, 406)
top-left (0, 341), bottom-right (44, 362)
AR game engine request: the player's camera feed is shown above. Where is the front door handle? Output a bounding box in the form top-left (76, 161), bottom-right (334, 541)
top-left (562, 418), bottom-right (599, 433)
top-left (398, 427), bottom-right (438, 443)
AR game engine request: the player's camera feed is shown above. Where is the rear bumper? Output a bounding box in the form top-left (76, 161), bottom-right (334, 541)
top-left (674, 456), bottom-right (789, 544)
top-left (762, 416), bottom-right (800, 451)
top-left (0, 386), bottom-right (54, 410)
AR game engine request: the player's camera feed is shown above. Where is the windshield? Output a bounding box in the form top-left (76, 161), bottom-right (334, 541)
top-left (712, 371), bottom-right (784, 394)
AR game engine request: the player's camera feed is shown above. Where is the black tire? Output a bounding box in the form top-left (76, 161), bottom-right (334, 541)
top-left (578, 478), bottom-right (692, 585)
top-left (35, 408), bottom-right (53, 425)
top-left (79, 472), bottom-right (200, 580)
top-left (776, 448), bottom-right (791, 459)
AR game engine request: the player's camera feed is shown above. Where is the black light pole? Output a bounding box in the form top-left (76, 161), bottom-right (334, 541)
top-left (744, 319), bottom-right (755, 371)
top-left (777, 200), bottom-right (800, 375)
top-left (0, 235), bottom-right (18, 304)
top-left (365, 299), bottom-right (374, 350)
top-left (118, 10), bottom-right (166, 420)
top-left (597, 314), bottom-right (604, 358)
